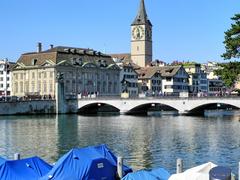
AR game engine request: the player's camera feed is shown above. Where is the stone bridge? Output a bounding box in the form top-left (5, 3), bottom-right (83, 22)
top-left (74, 97), bottom-right (240, 115)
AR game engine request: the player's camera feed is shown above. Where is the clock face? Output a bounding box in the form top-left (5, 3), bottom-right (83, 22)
top-left (132, 26), bottom-right (144, 40)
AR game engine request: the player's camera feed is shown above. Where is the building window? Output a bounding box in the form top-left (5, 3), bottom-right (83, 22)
top-left (7, 77), bottom-right (9, 81)
top-left (43, 81), bottom-right (47, 93)
top-left (50, 72), bottom-right (53, 78)
top-left (0, 84), bottom-right (3, 88)
top-left (68, 72), bottom-right (73, 78)
top-left (97, 82), bottom-right (100, 92)
top-left (49, 81), bottom-right (53, 92)
top-left (108, 82), bottom-right (112, 93)
top-left (38, 72), bottom-right (41, 78)
top-left (32, 72), bottom-right (35, 79)
top-left (31, 81), bottom-right (35, 92)
top-left (165, 85), bottom-right (172, 89)
top-left (103, 81), bottom-right (106, 93)
top-left (32, 59), bottom-right (38, 66)
top-left (20, 73), bottom-right (24, 80)
top-left (20, 82), bottom-right (23, 93)
top-left (0, 71), bottom-right (3, 75)
top-left (15, 83), bottom-right (18, 93)
top-left (113, 82), bottom-right (117, 93)
top-left (25, 82), bottom-right (29, 93)
top-left (7, 84), bottom-right (9, 88)
top-left (44, 72), bottom-right (47, 78)
top-left (66, 81), bottom-right (70, 93)
top-left (72, 80), bottom-right (76, 93)
top-left (38, 81), bottom-right (41, 93)
top-left (166, 77), bottom-right (172, 82)
top-left (0, 77), bottom-right (3, 81)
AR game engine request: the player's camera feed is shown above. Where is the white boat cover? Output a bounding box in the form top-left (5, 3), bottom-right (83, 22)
top-left (169, 162), bottom-right (217, 180)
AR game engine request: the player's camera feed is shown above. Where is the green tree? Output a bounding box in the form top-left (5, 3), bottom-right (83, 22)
top-left (222, 14), bottom-right (240, 59)
top-left (214, 62), bottom-right (240, 88)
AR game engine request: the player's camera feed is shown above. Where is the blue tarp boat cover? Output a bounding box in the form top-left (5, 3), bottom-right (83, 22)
top-left (122, 167), bottom-right (170, 180)
top-left (41, 144), bottom-right (132, 180)
top-left (0, 157), bottom-right (5, 166)
top-left (0, 156), bottom-right (52, 180)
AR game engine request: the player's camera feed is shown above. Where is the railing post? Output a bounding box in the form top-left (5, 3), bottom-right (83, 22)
top-left (14, 153), bottom-right (20, 160)
top-left (176, 158), bottom-right (183, 174)
top-left (117, 156), bottom-right (123, 178)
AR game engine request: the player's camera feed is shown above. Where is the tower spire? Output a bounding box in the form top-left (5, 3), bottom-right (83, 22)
top-left (132, 0), bottom-right (151, 26)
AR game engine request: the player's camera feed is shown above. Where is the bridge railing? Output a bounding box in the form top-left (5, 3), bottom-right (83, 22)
top-left (76, 94), bottom-right (240, 101)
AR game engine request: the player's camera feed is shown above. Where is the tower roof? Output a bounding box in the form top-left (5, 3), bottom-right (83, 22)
top-left (132, 0), bottom-right (152, 26)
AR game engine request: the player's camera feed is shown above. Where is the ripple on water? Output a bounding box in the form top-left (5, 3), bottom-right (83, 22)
top-left (0, 114), bottom-right (239, 174)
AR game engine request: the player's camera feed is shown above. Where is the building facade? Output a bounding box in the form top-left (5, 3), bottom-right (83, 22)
top-left (12, 44), bottom-right (121, 98)
top-left (160, 66), bottom-right (189, 95)
top-left (0, 59), bottom-right (15, 98)
top-left (201, 61), bottom-right (225, 95)
top-left (136, 66), bottom-right (189, 96)
top-left (184, 63), bottom-right (208, 94)
top-left (131, 0), bottom-right (152, 67)
top-left (137, 68), bottom-right (162, 95)
top-left (116, 62), bottom-right (139, 97)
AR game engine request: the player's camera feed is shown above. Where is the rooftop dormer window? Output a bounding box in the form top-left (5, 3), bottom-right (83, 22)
top-left (78, 58), bottom-right (83, 66)
top-left (72, 58), bottom-right (77, 65)
top-left (32, 59), bottom-right (37, 66)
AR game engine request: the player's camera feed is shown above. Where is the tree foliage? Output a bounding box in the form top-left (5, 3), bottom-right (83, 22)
top-left (214, 62), bottom-right (240, 88)
top-left (222, 14), bottom-right (240, 59)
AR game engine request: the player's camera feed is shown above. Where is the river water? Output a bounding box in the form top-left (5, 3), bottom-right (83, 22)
top-left (0, 114), bottom-right (239, 174)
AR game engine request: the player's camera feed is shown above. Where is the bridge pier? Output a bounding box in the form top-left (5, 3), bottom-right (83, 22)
top-left (56, 74), bottom-right (67, 114)
top-left (119, 110), bottom-right (128, 115)
top-left (178, 110), bottom-right (189, 116)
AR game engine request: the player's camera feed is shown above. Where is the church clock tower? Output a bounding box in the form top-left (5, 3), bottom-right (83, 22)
top-left (131, 0), bottom-right (152, 67)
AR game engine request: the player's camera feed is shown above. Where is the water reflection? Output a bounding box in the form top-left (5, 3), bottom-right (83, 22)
top-left (0, 114), bottom-right (239, 174)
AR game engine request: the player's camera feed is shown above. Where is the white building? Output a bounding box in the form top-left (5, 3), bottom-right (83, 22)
top-left (184, 63), bottom-right (208, 94)
top-left (0, 59), bottom-right (15, 99)
top-left (112, 55), bottom-right (139, 97)
top-left (160, 66), bottom-right (189, 96)
top-left (201, 61), bottom-right (222, 79)
top-left (136, 66), bottom-right (189, 96)
top-left (201, 61), bottom-right (225, 95)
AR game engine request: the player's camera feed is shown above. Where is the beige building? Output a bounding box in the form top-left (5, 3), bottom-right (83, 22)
top-left (137, 68), bottom-right (162, 95)
top-left (12, 44), bottom-right (121, 98)
top-left (131, 0), bottom-right (152, 67)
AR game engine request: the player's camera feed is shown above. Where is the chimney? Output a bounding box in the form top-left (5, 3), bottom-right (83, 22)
top-left (37, 42), bottom-right (42, 53)
top-left (50, 44), bottom-right (54, 49)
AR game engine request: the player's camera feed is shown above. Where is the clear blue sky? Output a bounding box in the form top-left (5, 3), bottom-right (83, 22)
top-left (0, 0), bottom-right (239, 63)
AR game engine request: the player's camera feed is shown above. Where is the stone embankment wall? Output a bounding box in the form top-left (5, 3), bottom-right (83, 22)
top-left (0, 100), bottom-right (56, 115)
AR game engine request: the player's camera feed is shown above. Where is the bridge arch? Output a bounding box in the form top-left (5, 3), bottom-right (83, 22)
top-left (78, 102), bottom-right (120, 115)
top-left (126, 102), bottom-right (178, 115)
top-left (188, 102), bottom-right (240, 115)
